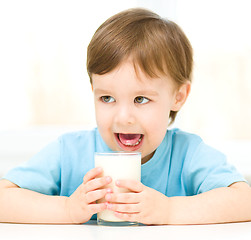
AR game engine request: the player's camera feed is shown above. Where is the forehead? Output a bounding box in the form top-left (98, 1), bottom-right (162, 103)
top-left (92, 60), bottom-right (152, 85)
top-left (92, 58), bottom-right (169, 81)
top-left (92, 59), bottom-right (176, 94)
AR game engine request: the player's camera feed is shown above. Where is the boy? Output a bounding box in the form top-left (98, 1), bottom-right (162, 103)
top-left (0, 8), bottom-right (251, 225)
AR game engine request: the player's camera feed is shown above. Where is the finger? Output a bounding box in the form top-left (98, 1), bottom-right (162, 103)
top-left (105, 192), bottom-right (139, 204)
top-left (106, 202), bottom-right (140, 214)
top-left (83, 167), bottom-right (103, 184)
top-left (116, 180), bottom-right (143, 193)
top-left (113, 211), bottom-right (138, 223)
top-left (88, 202), bottom-right (107, 215)
top-left (85, 176), bottom-right (112, 193)
top-left (86, 188), bottom-right (111, 204)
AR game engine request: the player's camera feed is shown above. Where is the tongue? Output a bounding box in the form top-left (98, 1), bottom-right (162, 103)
top-left (118, 133), bottom-right (141, 146)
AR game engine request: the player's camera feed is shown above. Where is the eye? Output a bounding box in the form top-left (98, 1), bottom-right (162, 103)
top-left (134, 96), bottom-right (150, 104)
top-left (101, 96), bottom-right (115, 103)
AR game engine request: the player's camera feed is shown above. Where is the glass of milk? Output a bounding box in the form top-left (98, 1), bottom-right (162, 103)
top-left (95, 152), bottom-right (141, 226)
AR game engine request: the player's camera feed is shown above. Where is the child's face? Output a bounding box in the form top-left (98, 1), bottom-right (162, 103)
top-left (92, 60), bottom-right (181, 164)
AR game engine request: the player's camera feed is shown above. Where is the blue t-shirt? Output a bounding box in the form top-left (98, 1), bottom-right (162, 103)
top-left (3, 127), bottom-right (245, 199)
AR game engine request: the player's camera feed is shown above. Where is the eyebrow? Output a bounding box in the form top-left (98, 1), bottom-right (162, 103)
top-left (134, 90), bottom-right (159, 96)
top-left (94, 88), bottom-right (159, 96)
top-left (93, 88), bottom-right (112, 95)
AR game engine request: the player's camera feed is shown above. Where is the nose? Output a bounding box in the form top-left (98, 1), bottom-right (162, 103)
top-left (114, 104), bottom-right (136, 126)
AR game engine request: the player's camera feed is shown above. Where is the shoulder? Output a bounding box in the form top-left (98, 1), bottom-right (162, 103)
top-left (58, 127), bottom-right (98, 147)
top-left (57, 127), bottom-right (109, 156)
top-left (169, 128), bottom-right (202, 141)
top-left (168, 128), bottom-right (225, 158)
top-left (167, 128), bottom-right (203, 152)
top-left (55, 127), bottom-right (99, 157)
top-left (59, 127), bottom-right (97, 141)
top-left (166, 128), bottom-right (227, 167)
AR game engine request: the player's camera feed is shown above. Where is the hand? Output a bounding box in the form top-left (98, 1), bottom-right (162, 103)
top-left (104, 180), bottom-right (169, 225)
top-left (65, 167), bottom-right (112, 224)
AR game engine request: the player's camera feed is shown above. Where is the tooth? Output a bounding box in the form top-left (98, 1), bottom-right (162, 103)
top-left (124, 136), bottom-right (142, 146)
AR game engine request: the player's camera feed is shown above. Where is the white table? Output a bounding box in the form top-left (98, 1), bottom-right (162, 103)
top-left (1, 221), bottom-right (251, 240)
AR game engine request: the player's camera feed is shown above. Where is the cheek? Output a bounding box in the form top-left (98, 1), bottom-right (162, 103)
top-left (95, 107), bottom-right (113, 136)
top-left (143, 113), bottom-right (168, 139)
top-left (144, 104), bottom-right (170, 127)
top-left (142, 105), bottom-right (170, 141)
top-left (95, 106), bottom-right (106, 130)
top-left (96, 112), bottom-right (107, 130)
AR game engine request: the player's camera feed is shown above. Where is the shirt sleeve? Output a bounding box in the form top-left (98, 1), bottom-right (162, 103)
top-left (183, 141), bottom-right (247, 195)
top-left (3, 138), bottom-right (61, 195)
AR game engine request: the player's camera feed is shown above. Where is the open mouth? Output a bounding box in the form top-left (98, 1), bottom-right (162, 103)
top-left (115, 133), bottom-right (143, 150)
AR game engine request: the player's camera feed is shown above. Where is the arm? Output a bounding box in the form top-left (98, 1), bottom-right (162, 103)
top-left (105, 180), bottom-right (251, 225)
top-left (0, 167), bottom-right (111, 224)
top-left (0, 179), bottom-right (70, 223)
top-left (167, 182), bottom-right (251, 224)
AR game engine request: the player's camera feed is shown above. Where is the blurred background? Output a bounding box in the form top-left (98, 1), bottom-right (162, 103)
top-left (0, 0), bottom-right (250, 182)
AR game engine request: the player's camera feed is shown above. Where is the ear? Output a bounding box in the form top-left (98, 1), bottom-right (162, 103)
top-left (171, 82), bottom-right (191, 111)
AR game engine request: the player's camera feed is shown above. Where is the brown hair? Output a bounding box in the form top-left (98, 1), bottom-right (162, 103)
top-left (87, 8), bottom-right (193, 124)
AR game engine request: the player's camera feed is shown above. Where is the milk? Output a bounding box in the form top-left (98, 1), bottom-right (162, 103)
top-left (95, 152), bottom-right (141, 226)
